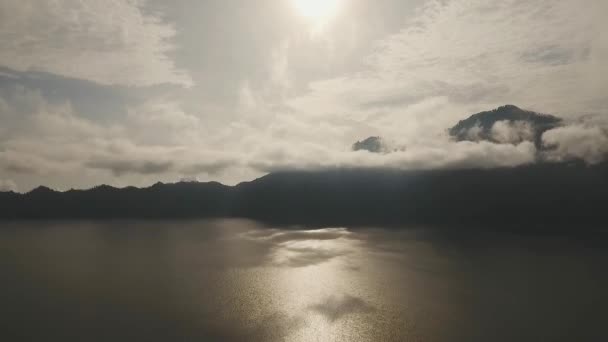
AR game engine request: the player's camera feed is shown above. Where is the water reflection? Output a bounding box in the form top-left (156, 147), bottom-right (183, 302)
top-left (1, 220), bottom-right (607, 341)
top-left (242, 227), bottom-right (355, 267)
top-left (310, 295), bottom-right (375, 321)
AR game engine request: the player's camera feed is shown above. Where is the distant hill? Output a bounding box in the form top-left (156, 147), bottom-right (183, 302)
top-left (353, 105), bottom-right (563, 153)
top-left (449, 105), bottom-right (562, 146)
top-left (1, 162), bottom-right (606, 230)
top-left (352, 136), bottom-right (384, 153)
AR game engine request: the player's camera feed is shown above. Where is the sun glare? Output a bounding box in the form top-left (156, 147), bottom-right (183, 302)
top-left (292, 0), bottom-right (342, 21)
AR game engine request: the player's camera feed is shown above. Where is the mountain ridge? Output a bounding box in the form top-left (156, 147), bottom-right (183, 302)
top-left (2, 162), bottom-right (606, 230)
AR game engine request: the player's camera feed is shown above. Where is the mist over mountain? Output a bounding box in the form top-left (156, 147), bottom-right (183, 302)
top-left (2, 105), bottom-right (606, 229)
top-left (448, 105), bottom-right (563, 146)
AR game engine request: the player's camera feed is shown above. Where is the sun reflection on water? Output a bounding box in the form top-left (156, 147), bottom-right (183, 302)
top-left (3, 221), bottom-right (601, 341)
top-left (236, 227), bottom-right (382, 341)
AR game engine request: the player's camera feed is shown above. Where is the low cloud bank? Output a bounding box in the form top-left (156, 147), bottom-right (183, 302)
top-left (1, 84), bottom-right (606, 192)
top-left (491, 121), bottom-right (536, 145)
top-left (542, 122), bottom-right (608, 164)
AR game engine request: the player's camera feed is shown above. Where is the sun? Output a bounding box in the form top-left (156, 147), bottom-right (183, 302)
top-left (292, 0), bottom-right (342, 21)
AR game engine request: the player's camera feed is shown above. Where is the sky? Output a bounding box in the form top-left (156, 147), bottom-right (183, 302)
top-left (0, 0), bottom-right (607, 192)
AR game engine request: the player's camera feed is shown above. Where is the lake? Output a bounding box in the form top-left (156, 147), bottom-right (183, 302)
top-left (1, 220), bottom-right (606, 341)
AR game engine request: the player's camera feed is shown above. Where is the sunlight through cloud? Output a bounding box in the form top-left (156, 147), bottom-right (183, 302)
top-left (291, 0), bottom-right (343, 34)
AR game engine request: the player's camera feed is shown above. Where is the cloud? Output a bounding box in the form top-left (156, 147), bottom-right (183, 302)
top-left (248, 138), bottom-right (537, 173)
top-left (463, 123), bottom-right (484, 142)
top-left (85, 159), bottom-right (174, 176)
top-left (491, 121), bottom-right (535, 145)
top-left (0, 179), bottom-right (17, 192)
top-left (0, 85), bottom-right (115, 141)
top-left (247, 0), bottom-right (606, 174)
top-left (0, 86), bottom-right (239, 189)
top-left (288, 0), bottom-right (607, 132)
top-left (0, 150), bottom-right (66, 175)
top-left (2, 0), bottom-right (606, 192)
top-left (542, 122), bottom-right (608, 164)
top-left (0, 86), bottom-right (113, 178)
top-left (0, 81), bottom-right (542, 193)
top-left (0, 0), bottom-right (191, 86)
top-left (124, 100), bottom-right (204, 145)
top-left (180, 160), bottom-right (235, 176)
top-left (309, 295), bottom-right (375, 321)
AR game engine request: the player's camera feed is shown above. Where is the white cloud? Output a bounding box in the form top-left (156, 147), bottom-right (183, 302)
top-left (464, 123), bottom-right (484, 142)
top-left (491, 121), bottom-right (535, 144)
top-left (125, 100), bottom-right (203, 145)
top-left (270, 40), bottom-right (291, 89)
top-left (266, 0), bottom-right (607, 172)
top-left (0, 0), bottom-right (191, 86)
top-left (0, 87), bottom-right (112, 179)
top-left (246, 134), bottom-right (537, 173)
top-left (0, 86), bottom-right (248, 189)
top-left (542, 123), bottom-right (608, 164)
top-left (1, 0), bottom-right (607, 192)
top-left (0, 85), bottom-right (535, 191)
top-left (289, 0), bottom-right (607, 124)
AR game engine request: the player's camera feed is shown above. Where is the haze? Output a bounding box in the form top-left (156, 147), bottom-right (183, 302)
top-left (1, 0), bottom-right (607, 192)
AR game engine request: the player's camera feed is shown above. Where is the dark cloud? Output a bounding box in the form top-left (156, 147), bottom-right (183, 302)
top-left (0, 66), bottom-right (131, 123)
top-left (309, 295), bottom-right (375, 322)
top-left (180, 160), bottom-right (234, 176)
top-left (0, 151), bottom-right (53, 175)
top-left (3, 162), bottom-right (38, 174)
top-left (521, 45), bottom-right (586, 66)
top-left (86, 159), bottom-right (174, 176)
top-left (360, 93), bottom-right (423, 109)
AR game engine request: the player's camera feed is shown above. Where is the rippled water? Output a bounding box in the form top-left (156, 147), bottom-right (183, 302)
top-left (1, 220), bottom-right (607, 341)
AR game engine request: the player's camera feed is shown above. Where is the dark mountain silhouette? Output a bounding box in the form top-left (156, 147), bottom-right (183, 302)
top-left (449, 105), bottom-right (562, 146)
top-left (352, 136), bottom-right (384, 153)
top-left (1, 162), bottom-right (606, 231)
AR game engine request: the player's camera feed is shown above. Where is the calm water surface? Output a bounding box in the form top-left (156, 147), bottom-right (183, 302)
top-left (1, 220), bottom-right (607, 341)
